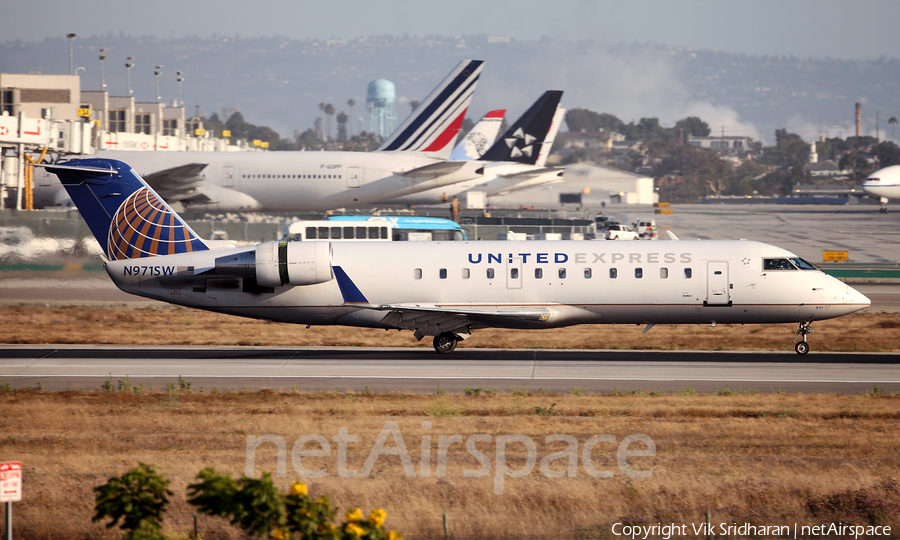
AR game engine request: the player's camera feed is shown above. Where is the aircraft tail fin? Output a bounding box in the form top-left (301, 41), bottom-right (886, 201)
top-left (377, 60), bottom-right (484, 159)
top-left (42, 158), bottom-right (209, 260)
top-left (535, 107), bottom-right (565, 167)
top-left (449, 109), bottom-right (506, 160)
top-left (479, 91), bottom-right (563, 165)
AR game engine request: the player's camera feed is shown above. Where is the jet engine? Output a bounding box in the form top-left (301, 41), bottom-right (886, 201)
top-left (214, 241), bottom-right (333, 287)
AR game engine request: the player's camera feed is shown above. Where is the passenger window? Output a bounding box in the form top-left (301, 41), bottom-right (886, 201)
top-left (684, 268), bottom-right (692, 279)
top-left (330, 227), bottom-right (342, 240)
top-left (343, 227), bottom-right (354, 239)
top-left (511, 268), bottom-right (519, 279)
top-left (487, 268), bottom-right (495, 279)
top-left (380, 227), bottom-right (388, 239)
top-left (367, 227), bottom-right (378, 239)
top-left (610, 268), bottom-right (617, 279)
top-left (559, 268), bottom-right (566, 279)
top-left (462, 268), bottom-right (470, 279)
top-left (535, 268), bottom-right (543, 279)
top-left (356, 226), bottom-right (367, 238)
top-left (305, 227), bottom-right (317, 240)
top-left (414, 268), bottom-right (422, 279)
top-left (635, 267), bottom-right (643, 279)
top-left (584, 268), bottom-right (592, 279)
top-left (439, 268), bottom-right (447, 279)
top-left (660, 267), bottom-right (668, 279)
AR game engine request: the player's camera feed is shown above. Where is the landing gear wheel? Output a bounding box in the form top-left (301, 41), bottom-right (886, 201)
top-left (792, 321), bottom-right (813, 355)
top-left (433, 333), bottom-right (459, 354)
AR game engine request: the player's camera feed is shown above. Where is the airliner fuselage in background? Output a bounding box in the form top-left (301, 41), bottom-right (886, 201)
top-left (41, 150), bottom-right (486, 212)
top-left (863, 165), bottom-right (900, 208)
top-left (45, 158), bottom-right (870, 356)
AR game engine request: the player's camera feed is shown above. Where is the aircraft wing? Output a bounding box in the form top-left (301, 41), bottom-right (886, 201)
top-left (368, 303), bottom-right (552, 340)
top-left (143, 163), bottom-right (211, 204)
top-left (397, 160), bottom-right (473, 179)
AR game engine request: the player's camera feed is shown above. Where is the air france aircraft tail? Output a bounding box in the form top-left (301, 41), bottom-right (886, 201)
top-left (42, 159), bottom-right (209, 260)
top-left (377, 60), bottom-right (484, 159)
top-left (479, 90), bottom-right (563, 165)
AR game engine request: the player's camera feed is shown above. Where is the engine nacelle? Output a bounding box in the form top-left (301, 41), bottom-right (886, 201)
top-left (215, 241), bottom-right (333, 287)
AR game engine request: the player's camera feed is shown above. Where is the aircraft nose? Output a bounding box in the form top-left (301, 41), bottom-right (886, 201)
top-left (840, 284), bottom-right (871, 313)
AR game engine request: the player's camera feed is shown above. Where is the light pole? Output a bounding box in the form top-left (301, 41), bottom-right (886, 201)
top-left (66, 33), bottom-right (77, 75)
top-left (154, 65), bottom-right (163, 102)
top-left (176, 71), bottom-right (184, 107)
top-left (99, 48), bottom-right (107, 91)
top-left (125, 57), bottom-right (134, 97)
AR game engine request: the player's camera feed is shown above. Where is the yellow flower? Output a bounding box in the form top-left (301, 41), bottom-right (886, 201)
top-left (368, 508), bottom-right (387, 528)
top-left (345, 523), bottom-right (365, 537)
top-left (289, 481), bottom-right (308, 496)
top-left (271, 528), bottom-right (286, 540)
top-left (346, 508), bottom-right (364, 522)
top-left (388, 531), bottom-right (403, 540)
top-left (314, 497), bottom-right (327, 505)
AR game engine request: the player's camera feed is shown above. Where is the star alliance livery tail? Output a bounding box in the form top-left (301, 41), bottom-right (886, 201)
top-left (42, 159), bottom-right (209, 260)
top-left (478, 90), bottom-right (563, 165)
top-left (377, 60), bottom-right (484, 159)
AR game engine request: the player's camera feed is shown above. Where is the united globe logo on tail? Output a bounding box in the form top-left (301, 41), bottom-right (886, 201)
top-left (107, 187), bottom-right (205, 260)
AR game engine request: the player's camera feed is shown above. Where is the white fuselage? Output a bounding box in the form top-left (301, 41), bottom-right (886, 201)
top-left (32, 150), bottom-right (479, 212)
top-left (105, 240), bottom-right (869, 331)
top-left (863, 165), bottom-right (900, 202)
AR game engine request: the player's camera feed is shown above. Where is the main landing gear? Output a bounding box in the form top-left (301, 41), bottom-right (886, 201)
top-left (792, 321), bottom-right (813, 355)
top-left (433, 332), bottom-right (460, 354)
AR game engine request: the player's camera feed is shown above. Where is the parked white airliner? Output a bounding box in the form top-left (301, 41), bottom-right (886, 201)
top-left (863, 165), bottom-right (900, 212)
top-left (44, 158), bottom-right (869, 355)
top-left (33, 60), bottom-right (486, 212)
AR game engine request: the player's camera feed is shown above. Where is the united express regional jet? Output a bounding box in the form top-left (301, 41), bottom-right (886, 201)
top-left (44, 158), bottom-right (870, 355)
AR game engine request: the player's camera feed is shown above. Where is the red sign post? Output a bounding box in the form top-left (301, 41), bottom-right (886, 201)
top-left (0, 462), bottom-right (21, 540)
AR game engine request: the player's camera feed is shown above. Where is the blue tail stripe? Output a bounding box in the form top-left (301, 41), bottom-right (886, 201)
top-left (333, 266), bottom-right (369, 304)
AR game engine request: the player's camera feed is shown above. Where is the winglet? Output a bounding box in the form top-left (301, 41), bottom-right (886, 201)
top-left (333, 266), bottom-right (369, 304)
top-left (666, 230), bottom-right (679, 241)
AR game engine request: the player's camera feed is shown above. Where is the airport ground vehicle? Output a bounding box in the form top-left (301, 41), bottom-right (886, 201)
top-left (605, 223), bottom-right (639, 240)
top-left (281, 216), bottom-right (466, 242)
top-left (632, 218), bottom-right (658, 240)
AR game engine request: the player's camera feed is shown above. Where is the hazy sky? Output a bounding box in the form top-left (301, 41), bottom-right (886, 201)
top-left (3, 0), bottom-right (899, 60)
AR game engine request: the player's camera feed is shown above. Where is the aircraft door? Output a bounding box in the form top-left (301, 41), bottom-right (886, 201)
top-left (507, 257), bottom-right (523, 289)
top-left (222, 166), bottom-right (236, 188)
top-left (706, 261), bottom-right (730, 305)
top-left (347, 167), bottom-right (362, 188)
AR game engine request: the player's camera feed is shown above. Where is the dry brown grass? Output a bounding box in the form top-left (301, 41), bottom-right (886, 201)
top-left (4, 389), bottom-right (900, 539)
top-left (0, 304), bottom-right (898, 352)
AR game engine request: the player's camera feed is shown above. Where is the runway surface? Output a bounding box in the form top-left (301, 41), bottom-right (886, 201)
top-left (2, 345), bottom-right (899, 394)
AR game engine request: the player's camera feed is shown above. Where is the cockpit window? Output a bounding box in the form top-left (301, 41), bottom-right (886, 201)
top-left (789, 258), bottom-right (818, 270)
top-left (764, 258), bottom-right (795, 271)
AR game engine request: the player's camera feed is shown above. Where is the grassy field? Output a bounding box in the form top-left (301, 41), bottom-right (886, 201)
top-left (3, 388), bottom-right (900, 539)
top-left (0, 304), bottom-right (899, 352)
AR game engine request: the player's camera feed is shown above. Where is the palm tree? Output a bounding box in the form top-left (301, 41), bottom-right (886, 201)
top-left (889, 116), bottom-right (897, 142)
top-left (324, 103), bottom-right (335, 141)
top-left (347, 99), bottom-right (356, 136)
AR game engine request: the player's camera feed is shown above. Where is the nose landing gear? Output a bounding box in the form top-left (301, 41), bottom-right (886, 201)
top-left (792, 321), bottom-right (813, 355)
